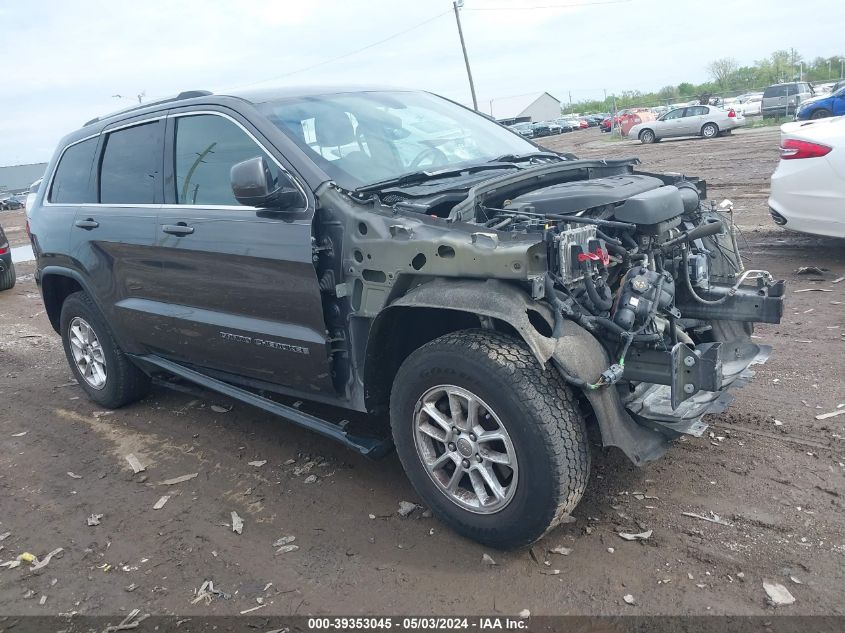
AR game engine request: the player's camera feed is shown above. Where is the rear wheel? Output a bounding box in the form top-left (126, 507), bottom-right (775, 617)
top-left (390, 330), bottom-right (590, 548)
top-left (701, 123), bottom-right (719, 138)
top-left (0, 261), bottom-right (15, 291)
top-left (60, 291), bottom-right (150, 408)
top-left (639, 129), bottom-right (655, 144)
top-left (811, 109), bottom-right (832, 119)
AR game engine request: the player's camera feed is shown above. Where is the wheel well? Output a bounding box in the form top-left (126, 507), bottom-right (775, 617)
top-left (41, 274), bottom-right (83, 333)
top-left (363, 307), bottom-right (484, 414)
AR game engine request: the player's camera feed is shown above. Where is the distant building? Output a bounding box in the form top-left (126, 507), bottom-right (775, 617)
top-left (0, 163), bottom-right (48, 194)
top-left (490, 92), bottom-right (562, 125)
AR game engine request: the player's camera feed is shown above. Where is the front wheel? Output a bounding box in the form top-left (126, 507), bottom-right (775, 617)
top-left (390, 330), bottom-right (590, 548)
top-left (811, 109), bottom-right (832, 119)
top-left (701, 123), bottom-right (719, 138)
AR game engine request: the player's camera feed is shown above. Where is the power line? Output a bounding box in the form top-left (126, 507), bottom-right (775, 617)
top-left (231, 10), bottom-right (452, 90)
top-left (464, 0), bottom-right (631, 10)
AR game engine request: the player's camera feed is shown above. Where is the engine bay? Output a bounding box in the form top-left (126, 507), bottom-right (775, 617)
top-left (466, 172), bottom-right (785, 414)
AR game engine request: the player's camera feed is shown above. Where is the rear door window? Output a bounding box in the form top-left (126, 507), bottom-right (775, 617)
top-left (99, 121), bottom-right (164, 204)
top-left (49, 137), bottom-right (98, 204)
top-left (173, 113), bottom-right (282, 206)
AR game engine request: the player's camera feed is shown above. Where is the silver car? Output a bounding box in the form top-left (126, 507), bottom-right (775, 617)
top-left (628, 105), bottom-right (745, 144)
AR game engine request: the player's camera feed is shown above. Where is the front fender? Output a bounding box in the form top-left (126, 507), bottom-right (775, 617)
top-left (388, 278), bottom-right (556, 365)
top-left (386, 278), bottom-right (668, 466)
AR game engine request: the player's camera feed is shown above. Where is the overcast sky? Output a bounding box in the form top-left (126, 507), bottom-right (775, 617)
top-left (1, 0), bottom-right (841, 166)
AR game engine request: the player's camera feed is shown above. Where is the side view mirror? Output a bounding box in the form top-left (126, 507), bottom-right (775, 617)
top-left (230, 156), bottom-right (304, 210)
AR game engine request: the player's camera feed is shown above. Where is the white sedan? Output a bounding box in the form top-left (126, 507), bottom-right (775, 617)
top-left (739, 94), bottom-right (763, 117)
top-left (628, 105), bottom-right (745, 143)
top-left (769, 116), bottom-right (845, 237)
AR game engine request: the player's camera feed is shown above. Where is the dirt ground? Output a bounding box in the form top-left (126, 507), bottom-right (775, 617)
top-left (1, 126), bottom-right (844, 619)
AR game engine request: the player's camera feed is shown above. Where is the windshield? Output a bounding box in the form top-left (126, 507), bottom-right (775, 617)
top-left (257, 90), bottom-right (538, 189)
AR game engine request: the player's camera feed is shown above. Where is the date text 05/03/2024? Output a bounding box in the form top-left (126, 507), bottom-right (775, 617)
top-left (306, 616), bottom-right (528, 630)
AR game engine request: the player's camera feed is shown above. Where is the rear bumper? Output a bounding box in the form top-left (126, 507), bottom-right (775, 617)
top-left (768, 158), bottom-right (845, 238)
top-left (722, 117), bottom-right (746, 131)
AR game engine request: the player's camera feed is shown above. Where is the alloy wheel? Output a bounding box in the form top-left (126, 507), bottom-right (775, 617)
top-left (413, 385), bottom-right (518, 514)
top-left (68, 316), bottom-right (107, 390)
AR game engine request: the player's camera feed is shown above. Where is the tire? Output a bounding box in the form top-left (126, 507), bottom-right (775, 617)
top-left (390, 330), bottom-right (590, 548)
top-left (811, 109), bottom-right (832, 119)
top-left (0, 261), bottom-right (15, 291)
top-left (639, 129), bottom-right (655, 144)
top-left (60, 291), bottom-right (150, 408)
top-left (701, 123), bottom-right (719, 138)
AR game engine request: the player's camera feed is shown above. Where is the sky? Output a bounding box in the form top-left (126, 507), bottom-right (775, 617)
top-left (1, 0), bottom-right (842, 166)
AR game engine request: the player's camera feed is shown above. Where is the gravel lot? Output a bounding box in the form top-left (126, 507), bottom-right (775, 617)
top-left (1, 126), bottom-right (844, 618)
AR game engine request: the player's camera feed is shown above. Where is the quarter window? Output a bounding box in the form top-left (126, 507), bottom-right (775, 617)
top-left (49, 137), bottom-right (98, 203)
top-left (174, 114), bottom-right (282, 206)
top-left (99, 121), bottom-right (163, 204)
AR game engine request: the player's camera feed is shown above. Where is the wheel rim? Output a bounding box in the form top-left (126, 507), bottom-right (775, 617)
top-left (703, 125), bottom-right (716, 137)
top-left (642, 131), bottom-right (653, 142)
top-left (68, 316), bottom-right (107, 390)
top-left (413, 385), bottom-right (518, 514)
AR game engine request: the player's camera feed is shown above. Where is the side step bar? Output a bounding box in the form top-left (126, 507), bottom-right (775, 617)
top-left (134, 355), bottom-right (393, 458)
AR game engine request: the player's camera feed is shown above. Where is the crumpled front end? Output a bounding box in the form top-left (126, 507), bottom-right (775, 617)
top-left (460, 169), bottom-right (786, 465)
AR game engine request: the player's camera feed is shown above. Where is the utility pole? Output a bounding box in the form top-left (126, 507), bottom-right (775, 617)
top-left (452, 0), bottom-right (478, 111)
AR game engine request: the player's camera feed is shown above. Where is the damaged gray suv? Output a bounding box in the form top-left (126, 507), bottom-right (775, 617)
top-left (28, 87), bottom-right (784, 548)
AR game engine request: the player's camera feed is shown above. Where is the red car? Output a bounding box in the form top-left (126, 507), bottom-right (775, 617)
top-left (600, 115), bottom-right (620, 132)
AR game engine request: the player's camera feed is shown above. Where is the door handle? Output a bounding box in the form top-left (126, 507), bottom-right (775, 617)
top-left (74, 218), bottom-right (99, 230)
top-left (161, 223), bottom-right (194, 236)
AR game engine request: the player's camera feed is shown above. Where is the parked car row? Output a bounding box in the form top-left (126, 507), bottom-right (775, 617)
top-left (506, 114), bottom-right (606, 138)
top-left (592, 80), bottom-right (838, 133)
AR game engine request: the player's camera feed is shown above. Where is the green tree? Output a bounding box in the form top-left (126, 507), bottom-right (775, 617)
top-left (677, 82), bottom-right (695, 96)
top-left (657, 85), bottom-right (678, 101)
top-left (707, 57), bottom-right (738, 88)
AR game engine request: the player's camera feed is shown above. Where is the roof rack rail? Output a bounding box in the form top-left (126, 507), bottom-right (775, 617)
top-left (83, 90), bottom-right (213, 127)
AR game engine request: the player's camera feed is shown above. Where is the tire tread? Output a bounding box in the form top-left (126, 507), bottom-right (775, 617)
top-left (60, 291), bottom-right (150, 408)
top-left (392, 329), bottom-right (590, 546)
top-left (0, 261), bottom-right (15, 291)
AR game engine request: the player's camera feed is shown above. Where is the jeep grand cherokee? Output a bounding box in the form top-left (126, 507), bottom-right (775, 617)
top-left (27, 87), bottom-right (783, 548)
